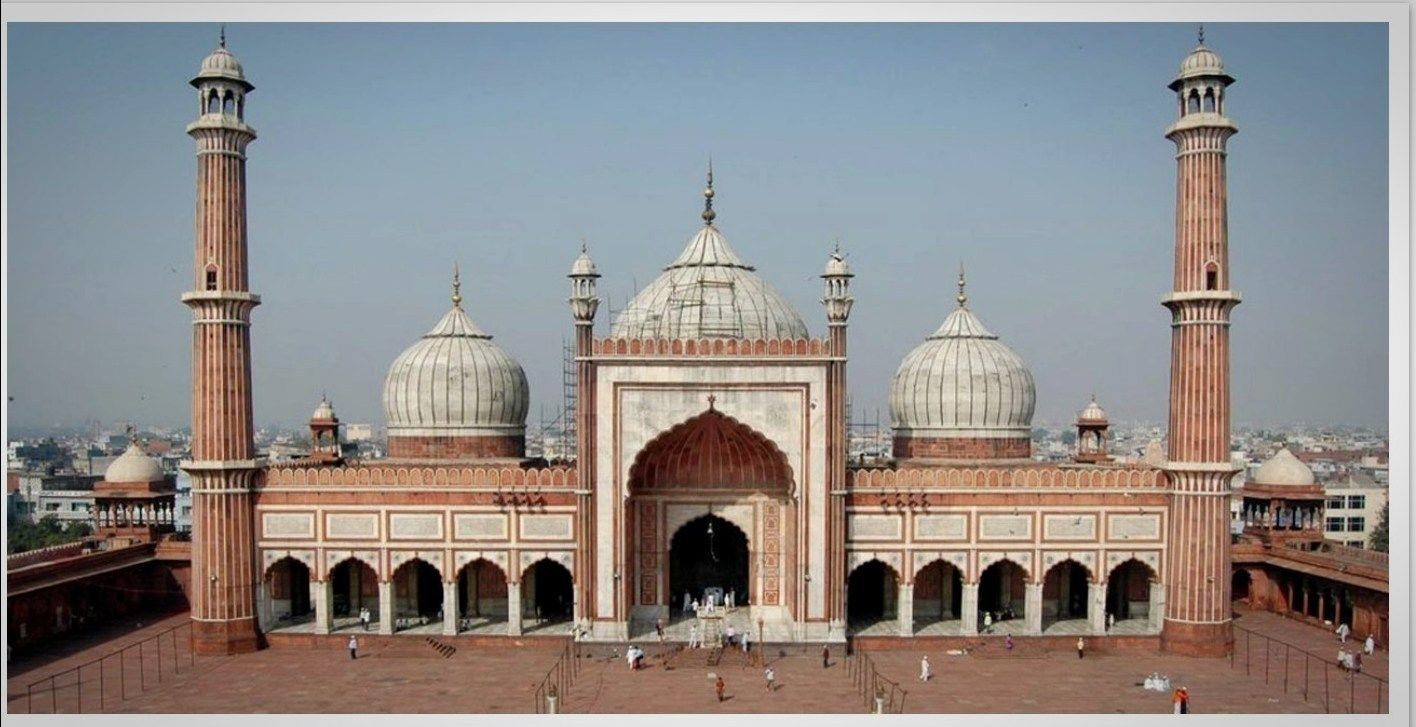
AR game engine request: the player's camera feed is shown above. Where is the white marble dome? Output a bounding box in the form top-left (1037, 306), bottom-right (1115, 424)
top-left (382, 301), bottom-right (529, 437)
top-left (890, 284), bottom-right (1036, 438)
top-left (610, 223), bottom-right (809, 341)
top-left (311, 396), bottom-right (336, 421)
top-left (1252, 447), bottom-right (1315, 487)
top-left (105, 441), bottom-right (166, 484)
top-left (193, 44), bottom-right (251, 88)
top-left (1078, 396), bottom-right (1107, 423)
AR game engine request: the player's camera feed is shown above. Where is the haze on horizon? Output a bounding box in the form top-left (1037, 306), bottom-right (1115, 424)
top-left (4, 22), bottom-right (1391, 434)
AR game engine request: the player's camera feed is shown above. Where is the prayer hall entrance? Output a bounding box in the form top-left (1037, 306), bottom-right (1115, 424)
top-left (623, 406), bottom-right (796, 639)
top-left (669, 514), bottom-right (750, 609)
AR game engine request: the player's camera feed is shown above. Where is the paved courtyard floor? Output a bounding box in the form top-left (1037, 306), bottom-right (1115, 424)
top-left (6, 605), bottom-right (1386, 714)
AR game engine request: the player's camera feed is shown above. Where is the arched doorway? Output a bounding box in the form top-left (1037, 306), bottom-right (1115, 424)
top-left (912, 560), bottom-right (963, 635)
top-left (329, 558), bottom-right (378, 631)
top-left (264, 557), bottom-right (312, 631)
top-left (670, 514), bottom-right (750, 613)
top-left (978, 560), bottom-right (1027, 632)
top-left (626, 406), bottom-right (794, 628)
top-left (392, 559), bottom-right (443, 633)
top-left (1108, 559), bottom-right (1157, 634)
top-left (523, 559), bottom-right (574, 633)
top-left (847, 560), bottom-right (899, 635)
top-left (1042, 560), bottom-right (1091, 633)
top-left (456, 559), bottom-right (508, 634)
top-left (1231, 568), bottom-right (1252, 606)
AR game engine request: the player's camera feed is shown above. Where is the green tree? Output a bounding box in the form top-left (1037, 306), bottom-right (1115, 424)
top-left (6, 515), bottom-right (91, 554)
top-left (1368, 502), bottom-right (1389, 553)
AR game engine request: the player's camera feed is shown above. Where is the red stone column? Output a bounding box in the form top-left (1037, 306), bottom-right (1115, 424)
top-left (1159, 45), bottom-right (1241, 658)
top-left (181, 51), bottom-right (262, 655)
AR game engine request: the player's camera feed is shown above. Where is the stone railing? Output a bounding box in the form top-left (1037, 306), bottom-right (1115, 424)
top-left (1282, 540), bottom-right (1389, 571)
top-left (592, 337), bottom-right (833, 357)
top-left (263, 463), bottom-right (578, 488)
top-left (847, 465), bottom-right (1166, 489)
top-left (6, 539), bottom-right (92, 569)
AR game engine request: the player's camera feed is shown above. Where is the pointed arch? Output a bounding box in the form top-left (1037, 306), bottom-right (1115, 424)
top-left (628, 407), bottom-right (794, 494)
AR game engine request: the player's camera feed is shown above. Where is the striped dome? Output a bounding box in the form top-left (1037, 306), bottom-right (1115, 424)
top-left (610, 224), bottom-right (809, 341)
top-left (382, 303), bottom-right (529, 437)
top-left (890, 286), bottom-right (1036, 440)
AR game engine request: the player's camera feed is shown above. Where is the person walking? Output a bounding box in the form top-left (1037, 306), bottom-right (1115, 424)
top-left (822, 644), bottom-right (831, 669)
top-left (919, 655), bottom-right (931, 682)
top-left (689, 624), bottom-right (701, 649)
top-left (1076, 637), bottom-right (1085, 659)
top-left (741, 628), bottom-right (751, 655)
top-left (1336, 622), bottom-right (1351, 643)
top-left (1179, 687), bottom-right (1190, 714)
top-left (983, 612), bottom-right (993, 634)
top-left (764, 666), bottom-right (776, 692)
top-left (715, 675), bottom-right (726, 702)
top-left (1172, 687), bottom-right (1184, 714)
top-left (1005, 634), bottom-right (1014, 651)
top-left (1106, 612), bottom-right (1115, 631)
top-left (347, 634), bottom-right (359, 660)
top-left (359, 606), bottom-right (370, 631)
top-left (1365, 634), bottom-right (1376, 655)
top-left (655, 618), bottom-right (665, 643)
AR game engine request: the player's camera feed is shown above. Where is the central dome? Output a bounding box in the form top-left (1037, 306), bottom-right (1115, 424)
top-left (610, 173), bottom-right (809, 341)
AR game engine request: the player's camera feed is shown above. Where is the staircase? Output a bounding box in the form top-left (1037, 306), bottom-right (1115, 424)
top-left (424, 636), bottom-right (456, 658)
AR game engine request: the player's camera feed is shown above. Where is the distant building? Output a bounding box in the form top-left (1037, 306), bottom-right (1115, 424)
top-left (1322, 472), bottom-right (1387, 549)
top-left (344, 423), bottom-right (374, 443)
top-left (13, 472), bottom-right (101, 525)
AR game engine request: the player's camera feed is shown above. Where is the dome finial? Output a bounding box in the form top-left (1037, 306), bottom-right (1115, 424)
top-left (702, 158), bottom-right (716, 225)
top-left (1197, 24), bottom-right (1204, 46)
top-left (126, 424), bottom-right (138, 446)
top-left (956, 261), bottom-right (968, 308)
top-left (219, 24), bottom-right (227, 49)
top-left (451, 262), bottom-right (462, 307)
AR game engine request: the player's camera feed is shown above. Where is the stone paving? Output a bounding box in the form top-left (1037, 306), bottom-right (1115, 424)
top-left (5, 604), bottom-right (1388, 714)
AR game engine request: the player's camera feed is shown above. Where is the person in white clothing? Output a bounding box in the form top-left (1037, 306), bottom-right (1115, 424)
top-left (741, 629), bottom-right (751, 654)
top-left (347, 635), bottom-right (359, 660)
top-left (1336, 623), bottom-right (1351, 643)
top-left (684, 592), bottom-right (692, 614)
top-left (689, 624), bottom-right (700, 649)
top-left (919, 655), bottom-right (931, 682)
top-left (1364, 635), bottom-right (1376, 654)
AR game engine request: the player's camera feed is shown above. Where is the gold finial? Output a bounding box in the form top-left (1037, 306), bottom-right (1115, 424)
top-left (956, 262), bottom-right (968, 308)
top-left (581, 238), bottom-right (588, 254)
top-left (452, 263), bottom-right (462, 307)
top-left (702, 159), bottom-right (716, 225)
top-left (220, 24), bottom-right (227, 49)
top-left (1197, 24), bottom-right (1204, 46)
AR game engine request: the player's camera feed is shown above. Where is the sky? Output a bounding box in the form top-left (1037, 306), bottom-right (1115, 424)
top-left (4, 22), bottom-right (1391, 433)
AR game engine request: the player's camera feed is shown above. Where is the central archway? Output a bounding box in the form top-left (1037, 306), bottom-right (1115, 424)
top-left (670, 514), bottom-right (749, 608)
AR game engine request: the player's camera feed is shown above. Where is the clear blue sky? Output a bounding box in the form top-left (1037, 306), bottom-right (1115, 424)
top-left (5, 22), bottom-right (1390, 432)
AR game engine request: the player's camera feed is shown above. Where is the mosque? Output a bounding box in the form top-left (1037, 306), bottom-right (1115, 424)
top-left (177, 31), bottom-right (1250, 657)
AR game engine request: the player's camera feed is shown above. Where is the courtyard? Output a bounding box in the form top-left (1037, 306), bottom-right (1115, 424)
top-left (7, 606), bottom-right (1385, 714)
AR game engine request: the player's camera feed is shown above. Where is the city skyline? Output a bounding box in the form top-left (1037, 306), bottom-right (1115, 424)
top-left (5, 22), bottom-right (1391, 431)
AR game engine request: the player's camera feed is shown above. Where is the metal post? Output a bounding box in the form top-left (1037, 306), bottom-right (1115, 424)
top-left (101, 656), bottom-right (107, 712)
top-left (78, 666), bottom-right (84, 713)
top-left (1283, 643), bottom-right (1289, 693)
top-left (1265, 634), bottom-right (1270, 683)
top-left (140, 641), bottom-right (147, 692)
top-left (52, 676), bottom-right (58, 713)
top-left (1304, 652), bottom-right (1310, 700)
top-left (1349, 671), bottom-right (1354, 714)
top-left (1245, 630), bottom-right (1251, 675)
top-left (121, 649), bottom-right (128, 701)
top-left (1324, 660), bottom-right (1330, 714)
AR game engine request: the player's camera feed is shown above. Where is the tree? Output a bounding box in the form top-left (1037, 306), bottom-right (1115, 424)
top-left (6, 515), bottom-right (92, 554)
top-left (1368, 502), bottom-right (1389, 553)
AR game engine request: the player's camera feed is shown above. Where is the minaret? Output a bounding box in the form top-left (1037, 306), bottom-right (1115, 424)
top-left (1159, 28), bottom-right (1241, 657)
top-left (179, 31), bottom-right (262, 655)
top-left (568, 242), bottom-right (600, 630)
top-left (821, 242), bottom-right (853, 635)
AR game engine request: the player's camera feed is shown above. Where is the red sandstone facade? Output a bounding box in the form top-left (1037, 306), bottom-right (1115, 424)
top-left (179, 36), bottom-right (1251, 656)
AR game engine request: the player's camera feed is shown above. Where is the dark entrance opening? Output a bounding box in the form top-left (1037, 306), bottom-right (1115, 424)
top-left (847, 560), bottom-right (898, 627)
top-left (1230, 568), bottom-right (1252, 607)
top-left (393, 559), bottom-right (443, 624)
top-left (1043, 560), bottom-right (1090, 621)
top-left (268, 558), bottom-right (312, 622)
top-left (330, 558), bottom-right (377, 619)
top-left (1108, 560), bottom-right (1154, 621)
top-left (525, 559), bottom-right (574, 622)
top-left (978, 560), bottom-right (1026, 622)
top-left (670, 515), bottom-right (749, 607)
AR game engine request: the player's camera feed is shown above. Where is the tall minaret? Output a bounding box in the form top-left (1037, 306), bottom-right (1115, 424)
top-left (568, 241), bottom-right (600, 631)
top-left (1159, 28), bottom-right (1241, 657)
top-left (821, 242), bottom-right (852, 637)
top-left (180, 30), bottom-right (262, 655)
